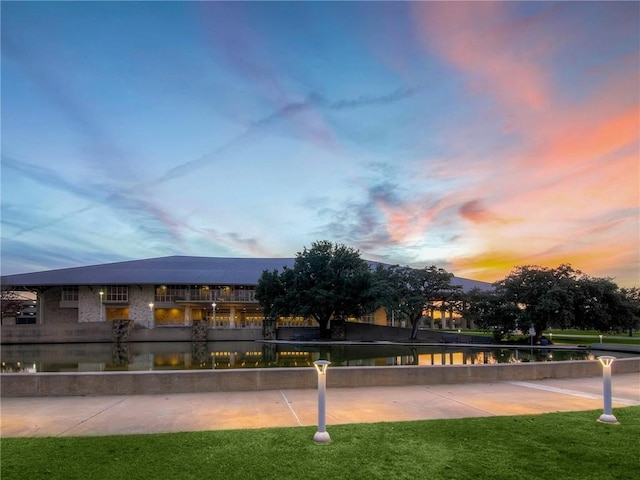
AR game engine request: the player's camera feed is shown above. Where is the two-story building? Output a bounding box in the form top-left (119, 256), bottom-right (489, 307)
top-left (1, 255), bottom-right (492, 336)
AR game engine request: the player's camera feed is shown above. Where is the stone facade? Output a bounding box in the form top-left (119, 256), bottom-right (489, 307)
top-left (78, 287), bottom-right (100, 323)
top-left (126, 286), bottom-right (155, 327)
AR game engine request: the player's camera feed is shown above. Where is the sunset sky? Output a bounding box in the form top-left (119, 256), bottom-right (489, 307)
top-left (1, 2), bottom-right (638, 287)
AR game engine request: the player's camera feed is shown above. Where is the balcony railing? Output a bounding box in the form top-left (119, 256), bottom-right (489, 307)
top-left (156, 289), bottom-right (257, 303)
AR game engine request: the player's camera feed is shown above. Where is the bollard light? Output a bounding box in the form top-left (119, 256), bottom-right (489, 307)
top-left (597, 356), bottom-right (618, 424)
top-left (313, 359), bottom-right (331, 443)
top-left (599, 334), bottom-right (603, 344)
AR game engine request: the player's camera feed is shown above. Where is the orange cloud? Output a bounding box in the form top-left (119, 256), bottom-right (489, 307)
top-left (409, 4), bottom-right (639, 287)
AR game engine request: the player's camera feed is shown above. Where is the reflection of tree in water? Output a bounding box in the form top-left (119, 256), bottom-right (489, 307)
top-left (410, 348), bottom-right (419, 365)
top-left (192, 342), bottom-right (209, 366)
top-left (111, 342), bottom-right (130, 366)
top-left (262, 343), bottom-right (277, 366)
top-left (191, 320), bottom-right (208, 342)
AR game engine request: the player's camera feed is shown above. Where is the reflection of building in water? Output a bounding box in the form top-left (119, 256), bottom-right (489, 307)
top-left (1, 361), bottom-right (37, 373)
top-left (0, 342), bottom-right (600, 373)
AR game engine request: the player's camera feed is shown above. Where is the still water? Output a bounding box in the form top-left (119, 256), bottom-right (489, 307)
top-left (0, 341), bottom-right (605, 373)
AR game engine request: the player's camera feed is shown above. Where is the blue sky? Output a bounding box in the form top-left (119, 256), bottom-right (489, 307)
top-left (1, 1), bottom-right (638, 287)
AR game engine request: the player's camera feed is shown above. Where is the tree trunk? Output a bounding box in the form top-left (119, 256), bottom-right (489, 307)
top-left (330, 318), bottom-right (346, 340)
top-left (317, 318), bottom-right (330, 339)
top-left (262, 318), bottom-right (276, 340)
top-left (410, 318), bottom-right (420, 340)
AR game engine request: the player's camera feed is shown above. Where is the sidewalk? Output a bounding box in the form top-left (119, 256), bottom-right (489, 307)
top-left (2, 373), bottom-right (638, 437)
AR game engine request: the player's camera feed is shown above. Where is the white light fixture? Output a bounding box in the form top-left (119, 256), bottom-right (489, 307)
top-left (313, 360), bottom-right (331, 443)
top-left (597, 356), bottom-right (618, 424)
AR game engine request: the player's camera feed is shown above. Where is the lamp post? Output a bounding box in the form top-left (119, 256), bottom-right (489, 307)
top-left (597, 356), bottom-right (618, 424)
top-left (529, 325), bottom-right (535, 346)
top-left (99, 290), bottom-right (104, 322)
top-left (212, 302), bottom-right (217, 328)
top-left (148, 303), bottom-right (154, 329)
top-left (313, 360), bottom-right (331, 443)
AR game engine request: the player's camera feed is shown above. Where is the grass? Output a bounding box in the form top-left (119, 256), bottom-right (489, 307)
top-left (447, 329), bottom-right (640, 346)
top-left (2, 407), bottom-right (639, 480)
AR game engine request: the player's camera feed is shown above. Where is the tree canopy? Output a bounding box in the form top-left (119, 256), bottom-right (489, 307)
top-left (486, 264), bottom-right (639, 339)
top-left (374, 265), bottom-right (459, 339)
top-left (257, 242), bottom-right (639, 341)
top-left (255, 240), bottom-right (375, 338)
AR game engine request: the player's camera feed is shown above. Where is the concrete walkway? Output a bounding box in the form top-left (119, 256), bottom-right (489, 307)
top-left (2, 373), bottom-right (638, 437)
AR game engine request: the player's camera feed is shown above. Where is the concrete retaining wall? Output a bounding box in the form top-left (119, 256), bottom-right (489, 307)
top-left (2, 357), bottom-right (638, 397)
top-left (0, 324), bottom-right (262, 344)
top-left (1, 323), bottom-right (114, 344)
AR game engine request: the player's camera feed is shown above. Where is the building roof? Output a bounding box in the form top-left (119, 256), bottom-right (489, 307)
top-left (1, 255), bottom-right (493, 292)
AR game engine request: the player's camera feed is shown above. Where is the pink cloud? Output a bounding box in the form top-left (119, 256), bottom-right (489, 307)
top-left (412, 2), bottom-right (553, 111)
top-left (408, 2), bottom-right (639, 286)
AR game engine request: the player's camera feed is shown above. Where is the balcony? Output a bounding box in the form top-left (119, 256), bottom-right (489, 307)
top-left (169, 289), bottom-right (257, 303)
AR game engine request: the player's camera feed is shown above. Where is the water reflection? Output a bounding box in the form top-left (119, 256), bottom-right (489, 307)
top-left (0, 342), bottom-right (607, 373)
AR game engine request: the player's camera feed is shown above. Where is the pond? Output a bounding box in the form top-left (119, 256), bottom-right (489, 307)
top-left (0, 341), bottom-right (620, 373)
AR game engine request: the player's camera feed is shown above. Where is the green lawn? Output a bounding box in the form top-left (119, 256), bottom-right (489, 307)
top-left (2, 407), bottom-right (638, 480)
top-left (449, 329), bottom-right (640, 346)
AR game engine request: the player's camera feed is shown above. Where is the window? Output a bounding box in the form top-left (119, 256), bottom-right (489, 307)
top-left (154, 285), bottom-right (186, 302)
top-left (106, 285), bottom-right (128, 302)
top-left (61, 286), bottom-right (78, 302)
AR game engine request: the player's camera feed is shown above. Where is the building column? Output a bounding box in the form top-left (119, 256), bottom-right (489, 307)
top-left (229, 306), bottom-right (236, 328)
top-left (38, 291), bottom-right (45, 325)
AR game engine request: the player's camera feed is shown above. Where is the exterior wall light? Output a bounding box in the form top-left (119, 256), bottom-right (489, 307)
top-left (597, 356), bottom-right (618, 424)
top-left (148, 303), bottom-right (155, 329)
top-left (99, 290), bottom-right (104, 322)
top-left (313, 359), bottom-right (331, 443)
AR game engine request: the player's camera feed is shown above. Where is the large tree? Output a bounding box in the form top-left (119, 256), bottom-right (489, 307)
top-left (462, 287), bottom-right (519, 341)
top-left (379, 265), bottom-right (458, 339)
top-left (617, 287), bottom-right (640, 336)
top-left (495, 264), bottom-right (582, 342)
top-left (255, 240), bottom-right (375, 338)
top-left (571, 275), bottom-right (621, 332)
top-left (254, 267), bottom-right (294, 338)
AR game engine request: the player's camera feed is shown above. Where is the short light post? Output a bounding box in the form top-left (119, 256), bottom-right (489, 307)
top-left (99, 290), bottom-right (104, 322)
top-left (313, 359), bottom-right (331, 444)
top-left (549, 333), bottom-right (553, 343)
top-left (529, 325), bottom-right (535, 346)
top-left (599, 334), bottom-right (603, 344)
top-left (597, 356), bottom-right (618, 424)
top-left (212, 302), bottom-right (217, 328)
top-left (148, 303), bottom-right (154, 329)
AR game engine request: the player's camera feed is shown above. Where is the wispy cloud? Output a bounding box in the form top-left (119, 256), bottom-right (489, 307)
top-left (2, 2), bottom-right (637, 286)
